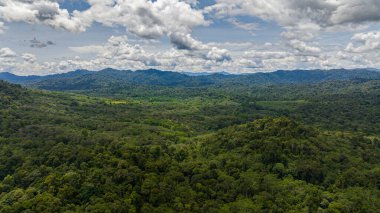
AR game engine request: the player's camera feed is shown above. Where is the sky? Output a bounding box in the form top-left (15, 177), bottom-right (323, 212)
top-left (1, 0), bottom-right (380, 75)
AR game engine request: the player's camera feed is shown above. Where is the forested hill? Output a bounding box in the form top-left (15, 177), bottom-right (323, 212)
top-left (0, 70), bottom-right (91, 85)
top-left (0, 80), bottom-right (379, 212)
top-left (1, 68), bottom-right (379, 91)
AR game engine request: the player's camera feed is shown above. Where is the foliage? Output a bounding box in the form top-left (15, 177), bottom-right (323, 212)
top-left (0, 76), bottom-right (379, 212)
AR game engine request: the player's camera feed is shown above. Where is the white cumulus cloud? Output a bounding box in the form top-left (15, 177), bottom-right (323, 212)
top-left (0, 0), bottom-right (89, 32)
top-left (0, 0), bottom-right (207, 44)
top-left (22, 53), bottom-right (37, 64)
top-left (0, 47), bottom-right (16, 58)
top-left (289, 40), bottom-right (321, 55)
top-left (345, 31), bottom-right (380, 53)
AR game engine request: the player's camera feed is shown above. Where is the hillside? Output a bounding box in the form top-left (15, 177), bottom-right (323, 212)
top-left (195, 117), bottom-right (380, 212)
top-left (0, 79), bottom-right (379, 212)
top-left (0, 70), bottom-right (92, 85)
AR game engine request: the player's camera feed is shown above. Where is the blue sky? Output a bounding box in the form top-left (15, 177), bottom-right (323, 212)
top-left (0, 0), bottom-right (380, 75)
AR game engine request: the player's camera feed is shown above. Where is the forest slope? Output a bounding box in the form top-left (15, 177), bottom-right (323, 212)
top-left (0, 80), bottom-right (379, 212)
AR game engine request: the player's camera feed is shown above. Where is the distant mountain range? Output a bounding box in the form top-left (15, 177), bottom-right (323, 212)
top-left (0, 69), bottom-right (92, 85)
top-left (1, 68), bottom-right (379, 91)
top-left (181, 71), bottom-right (233, 76)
